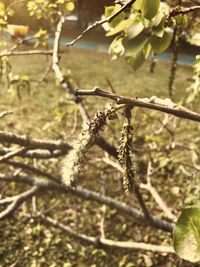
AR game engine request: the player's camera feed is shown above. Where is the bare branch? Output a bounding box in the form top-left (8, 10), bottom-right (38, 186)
top-left (0, 186), bottom-right (39, 220)
top-left (52, 15), bottom-right (119, 159)
top-left (0, 146), bottom-right (29, 163)
top-left (66, 0), bottom-right (137, 47)
top-left (0, 173), bottom-right (174, 232)
top-left (76, 88), bottom-right (200, 123)
top-left (0, 50), bottom-right (53, 57)
top-left (30, 212), bottom-right (174, 254)
top-left (0, 110), bottom-right (13, 119)
top-left (103, 157), bottom-right (176, 221)
top-left (0, 130), bottom-right (71, 150)
top-left (140, 161), bottom-right (176, 221)
top-left (170, 5), bottom-right (200, 17)
top-left (0, 148), bottom-right (68, 159)
top-left (52, 15), bottom-right (89, 121)
top-left (4, 160), bottom-right (60, 183)
top-left (39, 60), bottom-right (52, 83)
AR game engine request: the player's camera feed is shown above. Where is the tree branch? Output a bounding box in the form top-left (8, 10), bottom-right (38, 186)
top-left (52, 15), bottom-right (89, 121)
top-left (0, 50), bottom-right (53, 57)
top-left (0, 110), bottom-right (13, 119)
top-left (4, 160), bottom-right (60, 183)
top-left (52, 15), bottom-right (119, 159)
top-left (170, 5), bottom-right (200, 17)
top-left (0, 146), bottom-right (29, 163)
top-left (76, 88), bottom-right (200, 123)
top-left (66, 0), bottom-right (137, 47)
top-left (0, 148), bottom-right (68, 159)
top-left (0, 173), bottom-right (174, 232)
top-left (29, 212), bottom-right (174, 254)
top-left (0, 186), bottom-right (39, 220)
top-left (0, 130), bottom-right (71, 150)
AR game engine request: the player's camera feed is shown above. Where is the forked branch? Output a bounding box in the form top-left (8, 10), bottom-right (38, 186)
top-left (30, 212), bottom-right (174, 254)
top-left (76, 88), bottom-right (200, 123)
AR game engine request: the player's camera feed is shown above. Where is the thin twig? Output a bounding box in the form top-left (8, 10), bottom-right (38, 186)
top-left (0, 130), bottom-right (71, 150)
top-left (103, 156), bottom-right (176, 221)
top-left (0, 146), bottom-right (28, 163)
top-left (4, 160), bottom-right (60, 183)
top-left (0, 173), bottom-right (174, 232)
top-left (52, 15), bottom-right (119, 158)
top-left (65, 0), bottom-right (137, 47)
top-left (169, 5), bottom-right (200, 17)
top-left (29, 212), bottom-right (174, 254)
top-left (0, 186), bottom-right (39, 220)
top-left (52, 15), bottom-right (89, 121)
top-left (0, 50), bottom-right (53, 57)
top-left (140, 161), bottom-right (176, 221)
top-left (76, 88), bottom-right (200, 123)
top-left (0, 148), bottom-right (68, 159)
top-left (0, 110), bottom-right (13, 119)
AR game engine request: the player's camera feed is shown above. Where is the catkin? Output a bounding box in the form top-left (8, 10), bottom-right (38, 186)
top-left (61, 104), bottom-right (118, 187)
top-left (118, 109), bottom-right (136, 192)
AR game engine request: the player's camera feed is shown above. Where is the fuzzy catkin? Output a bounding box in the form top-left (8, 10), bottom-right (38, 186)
top-left (118, 116), bottom-right (136, 192)
top-left (61, 122), bottom-right (94, 187)
top-left (61, 105), bottom-right (118, 187)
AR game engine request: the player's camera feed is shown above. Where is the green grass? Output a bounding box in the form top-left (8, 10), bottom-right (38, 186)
top-left (0, 46), bottom-right (193, 138)
top-left (1, 45), bottom-right (199, 266)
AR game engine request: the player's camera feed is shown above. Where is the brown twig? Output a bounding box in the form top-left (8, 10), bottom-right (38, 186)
top-left (0, 173), bottom-right (174, 232)
top-left (65, 0), bottom-right (137, 47)
top-left (0, 130), bottom-right (71, 150)
top-left (0, 148), bottom-right (68, 159)
top-left (52, 15), bottom-right (89, 121)
top-left (30, 212), bottom-right (174, 254)
top-left (0, 50), bottom-right (53, 57)
top-left (76, 88), bottom-right (200, 123)
top-left (0, 110), bottom-right (13, 119)
top-left (169, 5), bottom-right (200, 17)
top-left (52, 15), bottom-right (119, 159)
top-left (0, 146), bottom-right (29, 163)
top-left (0, 186), bottom-right (39, 220)
top-left (140, 161), bottom-right (176, 221)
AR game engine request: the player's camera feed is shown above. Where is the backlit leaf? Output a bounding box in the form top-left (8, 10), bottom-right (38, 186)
top-left (173, 207), bottom-right (200, 262)
top-left (133, 0), bottom-right (160, 20)
top-left (150, 29), bottom-right (172, 53)
top-left (106, 18), bottom-right (135, 36)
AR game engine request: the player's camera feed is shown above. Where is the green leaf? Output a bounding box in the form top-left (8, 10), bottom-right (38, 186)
top-left (149, 9), bottom-right (164, 27)
top-left (126, 48), bottom-right (145, 71)
top-left (104, 4), bottom-right (125, 28)
top-left (133, 0), bottom-right (160, 20)
top-left (108, 37), bottom-right (125, 59)
top-left (127, 20), bottom-right (144, 39)
top-left (125, 37), bottom-right (151, 71)
top-left (150, 29), bottom-right (172, 53)
top-left (152, 18), bottom-right (164, 38)
top-left (124, 33), bottom-right (147, 52)
top-left (106, 18), bottom-right (135, 36)
top-left (173, 207), bottom-right (200, 262)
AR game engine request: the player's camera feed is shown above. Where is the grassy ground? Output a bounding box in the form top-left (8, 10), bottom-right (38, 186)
top-left (0, 45), bottom-right (193, 137)
top-left (0, 45), bottom-right (198, 266)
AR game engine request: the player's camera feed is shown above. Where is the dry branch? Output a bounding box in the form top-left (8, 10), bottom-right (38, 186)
top-left (0, 50), bottom-right (53, 57)
top-left (169, 5), bottom-right (200, 17)
top-left (32, 212), bottom-right (174, 254)
top-left (0, 110), bottom-right (13, 119)
top-left (76, 88), bottom-right (200, 123)
top-left (0, 148), bottom-right (68, 159)
top-left (0, 173), bottom-right (174, 232)
top-left (0, 186), bottom-right (39, 220)
top-left (65, 0), bottom-right (137, 47)
top-left (0, 130), bottom-right (71, 150)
